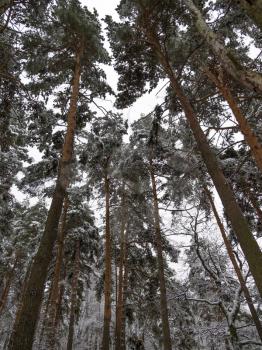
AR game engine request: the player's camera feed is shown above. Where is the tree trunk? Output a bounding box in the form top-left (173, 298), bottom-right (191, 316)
top-left (38, 262), bottom-right (66, 349)
top-left (142, 20), bottom-right (262, 297)
top-left (204, 67), bottom-right (262, 173)
top-left (8, 44), bottom-right (83, 350)
top-left (149, 152), bottom-right (172, 350)
top-left (66, 239), bottom-right (80, 350)
top-left (236, 0), bottom-right (262, 30)
top-left (168, 68), bottom-right (262, 296)
top-left (0, 252), bottom-right (19, 315)
top-left (47, 196), bottom-right (69, 349)
top-left (228, 324), bottom-right (240, 350)
top-left (120, 229), bottom-right (129, 350)
top-left (54, 264), bottom-right (66, 328)
top-left (102, 175), bottom-right (112, 350)
top-left (37, 277), bottom-right (54, 349)
top-left (115, 248), bottom-right (118, 343)
top-left (204, 186), bottom-right (262, 342)
top-left (115, 188), bottom-right (128, 350)
top-left (185, 0), bottom-right (262, 93)
top-left (40, 259), bottom-right (66, 349)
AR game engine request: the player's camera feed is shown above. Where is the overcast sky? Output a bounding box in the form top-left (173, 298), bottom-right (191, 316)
top-left (81, 0), bottom-right (119, 20)
top-left (80, 0), bottom-right (167, 132)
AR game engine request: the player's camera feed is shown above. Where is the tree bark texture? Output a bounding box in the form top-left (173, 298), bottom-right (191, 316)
top-left (120, 223), bottom-right (129, 350)
top-left (102, 175), bottom-right (112, 350)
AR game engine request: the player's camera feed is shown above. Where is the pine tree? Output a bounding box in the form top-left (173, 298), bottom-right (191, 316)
top-left (106, 0), bottom-right (262, 298)
top-left (8, 2), bottom-right (110, 349)
top-left (184, 0), bottom-right (262, 93)
top-left (80, 112), bottom-right (127, 350)
top-left (1, 1), bottom-right (262, 349)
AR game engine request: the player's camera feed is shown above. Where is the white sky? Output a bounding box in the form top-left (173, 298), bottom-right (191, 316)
top-left (81, 0), bottom-right (167, 134)
top-left (81, 0), bottom-right (119, 20)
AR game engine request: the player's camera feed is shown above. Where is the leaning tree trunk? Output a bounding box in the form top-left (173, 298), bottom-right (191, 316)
top-left (167, 67), bottom-right (262, 297)
top-left (204, 67), bottom-right (262, 173)
top-left (185, 0), bottom-right (262, 93)
top-left (236, 0), bottom-right (262, 30)
top-left (141, 19), bottom-right (262, 297)
top-left (66, 239), bottom-right (80, 350)
top-left (115, 188), bottom-right (128, 350)
top-left (47, 196), bottom-right (69, 349)
top-left (204, 186), bottom-right (262, 342)
top-left (102, 175), bottom-right (112, 350)
top-left (8, 44), bottom-right (83, 350)
top-left (149, 152), bottom-right (173, 350)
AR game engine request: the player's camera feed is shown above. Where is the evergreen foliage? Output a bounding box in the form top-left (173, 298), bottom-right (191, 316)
top-left (0, 1), bottom-right (261, 349)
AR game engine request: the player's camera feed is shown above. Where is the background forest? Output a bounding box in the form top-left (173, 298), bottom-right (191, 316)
top-left (0, 0), bottom-right (262, 349)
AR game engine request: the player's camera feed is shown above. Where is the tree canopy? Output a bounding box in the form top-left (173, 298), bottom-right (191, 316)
top-left (0, 1), bottom-right (262, 349)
